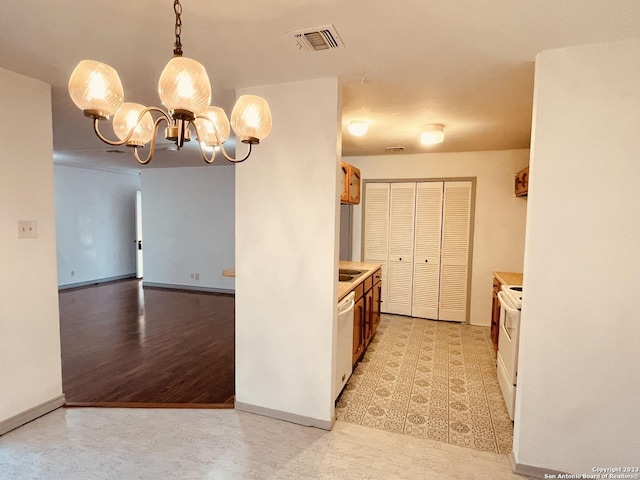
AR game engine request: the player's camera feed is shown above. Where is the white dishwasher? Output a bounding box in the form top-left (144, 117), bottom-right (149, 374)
top-left (335, 291), bottom-right (355, 401)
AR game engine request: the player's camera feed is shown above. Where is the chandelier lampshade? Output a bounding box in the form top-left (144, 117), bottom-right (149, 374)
top-left (113, 103), bottom-right (155, 146)
top-left (158, 56), bottom-right (211, 117)
top-left (193, 107), bottom-right (231, 145)
top-left (68, 60), bottom-right (124, 118)
top-left (68, 0), bottom-right (271, 165)
top-left (230, 95), bottom-right (273, 143)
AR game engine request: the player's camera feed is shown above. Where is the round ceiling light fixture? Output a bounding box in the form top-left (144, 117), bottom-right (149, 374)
top-left (420, 124), bottom-right (445, 145)
top-left (348, 120), bottom-right (369, 137)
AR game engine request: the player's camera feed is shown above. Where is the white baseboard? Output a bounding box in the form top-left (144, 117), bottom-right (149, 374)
top-left (0, 395), bottom-right (65, 436)
top-left (58, 274), bottom-right (135, 290)
top-left (143, 282), bottom-right (234, 295)
top-left (235, 401), bottom-right (334, 431)
top-left (509, 452), bottom-right (567, 479)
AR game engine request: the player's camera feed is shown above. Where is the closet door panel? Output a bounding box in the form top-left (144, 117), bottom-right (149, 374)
top-left (412, 262), bottom-right (440, 319)
top-left (438, 181), bottom-right (472, 322)
top-left (439, 265), bottom-right (468, 321)
top-left (412, 182), bottom-right (443, 319)
top-left (386, 183), bottom-right (416, 315)
top-left (363, 183), bottom-right (390, 312)
top-left (388, 183), bottom-right (416, 261)
top-left (386, 260), bottom-right (414, 316)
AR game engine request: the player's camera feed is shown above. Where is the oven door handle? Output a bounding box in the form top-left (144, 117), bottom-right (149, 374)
top-left (497, 291), bottom-right (519, 314)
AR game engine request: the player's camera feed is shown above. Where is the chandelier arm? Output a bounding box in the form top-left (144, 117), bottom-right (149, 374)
top-left (218, 142), bottom-right (253, 164)
top-left (191, 115), bottom-right (253, 164)
top-left (92, 118), bottom-right (128, 146)
top-left (191, 122), bottom-right (216, 164)
top-left (198, 145), bottom-right (216, 165)
top-left (92, 107), bottom-right (172, 147)
top-left (131, 116), bottom-right (167, 165)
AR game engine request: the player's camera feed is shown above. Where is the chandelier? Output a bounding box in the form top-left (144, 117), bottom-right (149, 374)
top-left (68, 0), bottom-right (272, 165)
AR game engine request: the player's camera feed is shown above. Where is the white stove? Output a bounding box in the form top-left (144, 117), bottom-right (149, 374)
top-left (502, 284), bottom-right (523, 310)
top-left (496, 284), bottom-right (523, 420)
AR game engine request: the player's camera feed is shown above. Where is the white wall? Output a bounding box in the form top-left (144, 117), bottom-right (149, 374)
top-left (0, 67), bottom-right (63, 423)
top-left (235, 78), bottom-right (341, 427)
top-left (54, 164), bottom-right (140, 287)
top-left (346, 150), bottom-right (529, 326)
top-left (141, 165), bottom-right (235, 292)
top-left (512, 39), bottom-right (640, 474)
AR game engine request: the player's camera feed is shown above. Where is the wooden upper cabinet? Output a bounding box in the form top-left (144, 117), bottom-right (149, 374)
top-left (515, 166), bottom-right (529, 197)
top-left (340, 161), bottom-right (361, 205)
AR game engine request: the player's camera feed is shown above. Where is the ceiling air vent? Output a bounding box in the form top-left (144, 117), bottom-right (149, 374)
top-left (386, 146), bottom-right (405, 152)
top-left (291, 24), bottom-right (345, 52)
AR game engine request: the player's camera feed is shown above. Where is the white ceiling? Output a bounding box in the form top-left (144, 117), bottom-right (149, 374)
top-left (1, 0), bottom-right (639, 170)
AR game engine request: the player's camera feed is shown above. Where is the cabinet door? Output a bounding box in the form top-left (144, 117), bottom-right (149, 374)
top-left (372, 279), bottom-right (381, 333)
top-left (363, 183), bottom-right (390, 312)
top-left (340, 162), bottom-right (349, 203)
top-left (438, 181), bottom-right (472, 322)
top-left (386, 183), bottom-right (416, 315)
top-left (514, 166), bottom-right (529, 197)
top-left (348, 166), bottom-right (361, 204)
top-left (352, 296), bottom-right (365, 365)
top-left (412, 182), bottom-right (443, 319)
top-left (364, 287), bottom-right (373, 346)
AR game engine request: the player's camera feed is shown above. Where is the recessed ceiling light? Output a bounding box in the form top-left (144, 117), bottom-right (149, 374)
top-left (420, 124), bottom-right (445, 145)
top-left (348, 121), bottom-right (369, 137)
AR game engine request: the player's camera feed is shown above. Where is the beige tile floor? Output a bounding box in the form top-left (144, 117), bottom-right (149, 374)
top-left (0, 408), bottom-right (532, 479)
top-left (336, 314), bottom-right (514, 454)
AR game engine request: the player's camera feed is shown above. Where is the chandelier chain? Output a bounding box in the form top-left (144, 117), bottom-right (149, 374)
top-left (173, 0), bottom-right (183, 56)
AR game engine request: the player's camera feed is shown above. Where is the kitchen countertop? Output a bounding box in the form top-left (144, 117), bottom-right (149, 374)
top-left (493, 271), bottom-right (523, 286)
top-left (338, 261), bottom-right (382, 300)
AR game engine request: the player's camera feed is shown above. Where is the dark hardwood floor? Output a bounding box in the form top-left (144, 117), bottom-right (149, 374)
top-left (59, 279), bottom-right (235, 407)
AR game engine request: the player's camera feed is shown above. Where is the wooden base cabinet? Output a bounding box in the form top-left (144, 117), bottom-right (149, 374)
top-left (351, 268), bottom-right (382, 366)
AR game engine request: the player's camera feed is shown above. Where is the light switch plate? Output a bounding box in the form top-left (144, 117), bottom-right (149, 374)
top-left (18, 220), bottom-right (37, 238)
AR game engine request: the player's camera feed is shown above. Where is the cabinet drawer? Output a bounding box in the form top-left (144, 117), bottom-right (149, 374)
top-left (373, 268), bottom-right (382, 284)
top-left (364, 274), bottom-right (373, 292)
top-left (353, 283), bottom-right (364, 302)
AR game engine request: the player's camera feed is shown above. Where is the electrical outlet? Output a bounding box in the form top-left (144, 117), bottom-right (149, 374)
top-left (194, 273), bottom-right (200, 280)
top-left (18, 220), bottom-right (37, 238)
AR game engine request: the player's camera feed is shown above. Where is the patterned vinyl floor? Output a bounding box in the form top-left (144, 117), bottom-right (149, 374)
top-left (335, 314), bottom-right (514, 454)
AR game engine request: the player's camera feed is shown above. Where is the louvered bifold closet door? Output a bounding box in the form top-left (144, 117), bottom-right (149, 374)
top-left (386, 183), bottom-right (416, 315)
top-left (412, 182), bottom-right (443, 319)
top-left (363, 183), bottom-right (390, 312)
top-left (438, 181), bottom-right (472, 322)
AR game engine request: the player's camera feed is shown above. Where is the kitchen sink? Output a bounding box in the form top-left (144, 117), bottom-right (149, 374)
top-left (338, 269), bottom-right (364, 283)
top-left (339, 269), bottom-right (364, 276)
